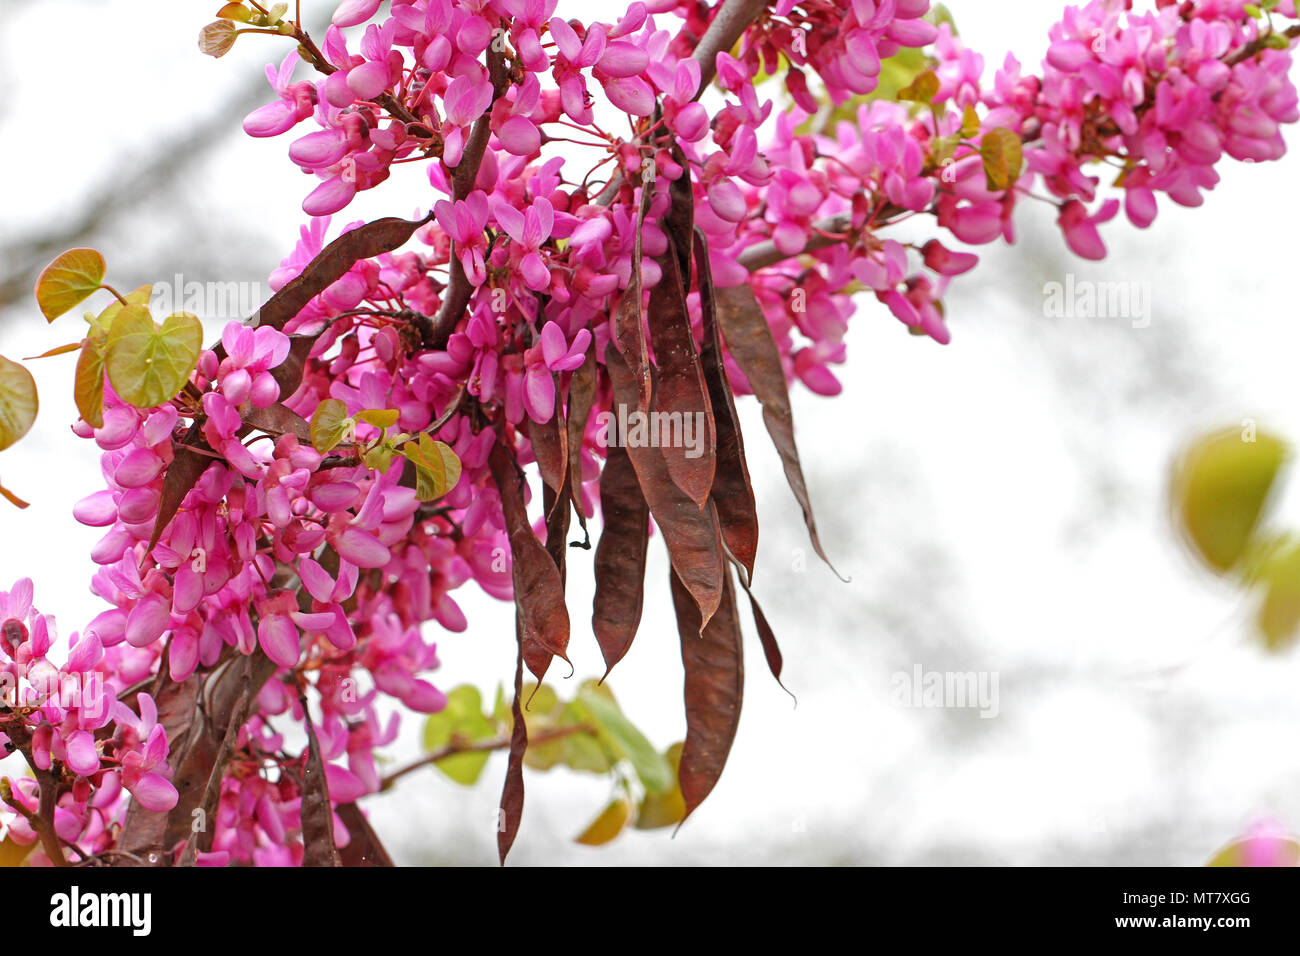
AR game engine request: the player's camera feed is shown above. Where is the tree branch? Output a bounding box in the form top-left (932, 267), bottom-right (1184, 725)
top-left (693, 0), bottom-right (773, 95)
top-left (378, 724), bottom-right (594, 791)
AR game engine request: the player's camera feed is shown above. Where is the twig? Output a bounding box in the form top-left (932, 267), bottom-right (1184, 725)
top-left (177, 657), bottom-right (252, 866)
top-left (378, 724), bottom-right (595, 791)
top-left (1, 774), bottom-right (69, 867)
top-left (427, 42), bottom-right (512, 346)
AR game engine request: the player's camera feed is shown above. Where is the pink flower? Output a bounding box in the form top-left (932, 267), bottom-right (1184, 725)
top-left (243, 52), bottom-right (317, 138)
top-left (520, 322), bottom-right (592, 423)
top-left (434, 191), bottom-right (491, 286)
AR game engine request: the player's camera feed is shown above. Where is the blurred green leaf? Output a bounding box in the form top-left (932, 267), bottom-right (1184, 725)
top-left (636, 742), bottom-right (687, 830)
top-left (575, 796), bottom-right (633, 846)
top-left (422, 685), bottom-right (497, 785)
top-left (1173, 427), bottom-right (1288, 574)
top-left (1254, 539), bottom-right (1300, 651)
top-left (0, 356), bottom-right (38, 452)
top-left (573, 681), bottom-right (673, 794)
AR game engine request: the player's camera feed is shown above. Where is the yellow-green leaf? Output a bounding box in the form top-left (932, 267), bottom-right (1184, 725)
top-left (0, 355), bottom-right (38, 452)
top-left (358, 408), bottom-right (399, 429)
top-left (35, 249), bottom-right (106, 322)
top-left (75, 333), bottom-right (108, 428)
top-left (91, 284), bottom-right (152, 336)
top-left (1254, 541), bottom-right (1300, 651)
top-left (635, 742), bottom-right (687, 830)
top-left (575, 796), bottom-right (632, 846)
top-left (961, 105), bottom-right (982, 139)
top-left (362, 444), bottom-right (395, 473)
top-left (421, 685), bottom-right (497, 785)
top-left (1173, 427), bottom-right (1288, 574)
top-left (401, 432), bottom-right (462, 501)
top-left (105, 307), bottom-right (202, 409)
top-left (980, 127), bottom-right (1024, 192)
top-left (310, 398), bottom-right (352, 453)
top-left (898, 70), bottom-right (939, 104)
top-left (574, 681), bottom-right (673, 794)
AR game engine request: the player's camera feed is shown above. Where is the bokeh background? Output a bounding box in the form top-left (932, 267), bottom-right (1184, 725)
top-left (3, 0), bottom-right (1300, 865)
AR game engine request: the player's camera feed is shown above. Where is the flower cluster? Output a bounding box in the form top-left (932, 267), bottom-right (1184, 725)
top-left (0, 580), bottom-right (179, 859)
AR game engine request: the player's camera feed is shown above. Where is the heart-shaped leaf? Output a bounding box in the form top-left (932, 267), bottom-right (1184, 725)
top-left (35, 249), bottom-right (106, 322)
top-left (0, 355), bottom-right (38, 451)
top-left (401, 432), bottom-right (462, 501)
top-left (105, 307), bottom-right (202, 409)
top-left (310, 398), bottom-right (352, 453)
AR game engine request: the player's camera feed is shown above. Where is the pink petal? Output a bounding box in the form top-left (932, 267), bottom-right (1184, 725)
top-left (257, 613), bottom-right (302, 668)
top-left (64, 731), bottom-right (100, 776)
top-left (130, 773), bottom-right (179, 813)
top-left (337, 528), bottom-right (391, 568)
top-left (498, 116), bottom-right (541, 156)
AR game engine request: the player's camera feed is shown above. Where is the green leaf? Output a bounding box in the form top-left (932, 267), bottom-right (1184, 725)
top-left (1173, 427), bottom-right (1288, 574)
top-left (74, 333), bottom-right (107, 428)
top-left (104, 307), bottom-right (202, 409)
top-left (421, 685), bottom-right (497, 785)
top-left (980, 127), bottom-right (1024, 192)
top-left (926, 2), bottom-right (958, 31)
top-left (35, 249), bottom-right (106, 322)
top-left (401, 432), bottom-right (462, 501)
top-left (636, 742), bottom-right (687, 830)
top-left (1254, 540), bottom-right (1300, 651)
top-left (0, 355), bottom-right (38, 452)
top-left (358, 408), bottom-right (399, 429)
top-left (575, 797), bottom-right (632, 846)
top-left (310, 398), bottom-right (352, 453)
top-left (362, 444), bottom-right (395, 473)
top-left (91, 284), bottom-right (152, 336)
top-left (898, 70), bottom-right (940, 105)
top-left (574, 682), bottom-right (673, 794)
top-left (961, 105), bottom-right (982, 139)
